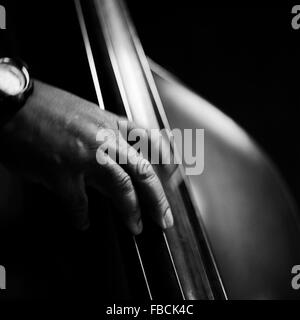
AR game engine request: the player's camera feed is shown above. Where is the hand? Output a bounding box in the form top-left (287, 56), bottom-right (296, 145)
top-left (0, 80), bottom-right (174, 234)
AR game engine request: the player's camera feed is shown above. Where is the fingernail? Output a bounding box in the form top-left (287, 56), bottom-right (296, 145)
top-left (133, 218), bottom-right (143, 235)
top-left (163, 208), bottom-right (174, 229)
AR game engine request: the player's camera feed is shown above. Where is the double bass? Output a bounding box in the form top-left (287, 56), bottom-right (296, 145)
top-left (73, 0), bottom-right (300, 299)
top-left (0, 0), bottom-right (300, 300)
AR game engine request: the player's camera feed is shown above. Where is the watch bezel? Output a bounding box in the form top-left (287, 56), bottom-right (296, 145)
top-left (0, 57), bottom-right (31, 97)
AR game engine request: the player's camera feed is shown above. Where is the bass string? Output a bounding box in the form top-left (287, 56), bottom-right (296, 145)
top-left (74, 0), bottom-right (153, 300)
top-left (75, 0), bottom-right (185, 300)
top-left (117, 0), bottom-right (186, 299)
top-left (74, 0), bottom-right (105, 110)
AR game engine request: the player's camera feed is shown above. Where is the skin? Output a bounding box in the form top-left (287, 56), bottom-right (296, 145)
top-left (0, 80), bottom-right (174, 234)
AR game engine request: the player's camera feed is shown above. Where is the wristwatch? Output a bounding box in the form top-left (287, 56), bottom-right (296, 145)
top-left (0, 57), bottom-right (33, 126)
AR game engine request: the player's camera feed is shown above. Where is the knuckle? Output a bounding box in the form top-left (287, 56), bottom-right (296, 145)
top-left (73, 138), bottom-right (90, 163)
top-left (96, 128), bottom-right (117, 146)
top-left (116, 172), bottom-right (133, 194)
top-left (156, 192), bottom-right (168, 210)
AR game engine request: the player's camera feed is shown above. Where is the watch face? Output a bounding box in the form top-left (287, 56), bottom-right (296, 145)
top-left (0, 61), bottom-right (27, 96)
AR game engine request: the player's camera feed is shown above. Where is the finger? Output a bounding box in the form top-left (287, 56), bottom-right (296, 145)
top-left (94, 148), bottom-right (142, 235)
top-left (117, 139), bottom-right (174, 230)
top-left (123, 120), bottom-right (177, 177)
top-left (56, 173), bottom-right (89, 231)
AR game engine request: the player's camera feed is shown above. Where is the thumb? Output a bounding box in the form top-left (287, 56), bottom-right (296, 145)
top-left (56, 173), bottom-right (89, 231)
